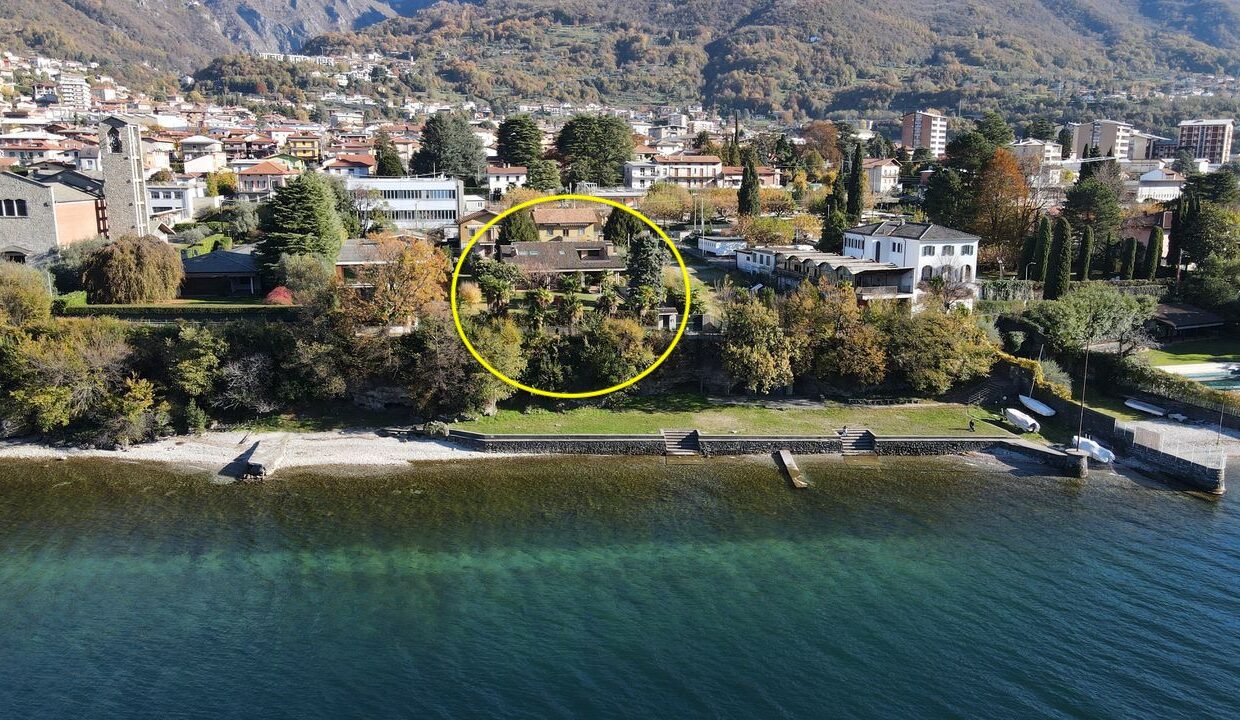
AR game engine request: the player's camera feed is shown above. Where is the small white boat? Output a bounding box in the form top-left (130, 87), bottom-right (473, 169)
top-left (1018, 395), bottom-right (1057, 417)
top-left (1004, 407), bottom-right (1041, 433)
top-left (1124, 398), bottom-right (1167, 417)
top-left (1072, 436), bottom-right (1115, 463)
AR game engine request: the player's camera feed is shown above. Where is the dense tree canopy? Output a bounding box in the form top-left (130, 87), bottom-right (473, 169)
top-left (410, 112), bottom-right (486, 180)
top-left (555, 115), bottom-right (634, 187)
top-left (81, 236), bottom-right (184, 305)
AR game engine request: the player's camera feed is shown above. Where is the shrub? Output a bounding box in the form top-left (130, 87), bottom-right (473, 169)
top-left (265, 286), bottom-right (295, 305)
top-left (0, 262), bottom-right (52, 326)
top-left (81, 236), bottom-right (184, 304)
top-left (458, 281), bottom-right (483, 305)
top-left (183, 399), bottom-right (208, 435)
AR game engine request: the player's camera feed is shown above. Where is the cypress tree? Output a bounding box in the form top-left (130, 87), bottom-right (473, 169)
top-left (738, 151), bottom-right (761, 216)
top-left (498, 208), bottom-right (538, 244)
top-left (831, 164), bottom-right (848, 215)
top-left (846, 143), bottom-right (865, 220)
top-left (818, 207), bottom-right (848, 253)
top-left (1121, 237), bottom-right (1138, 279)
top-left (1077, 226), bottom-right (1093, 280)
top-left (1143, 226), bottom-right (1164, 280)
top-left (1018, 228), bottom-right (1038, 275)
top-left (1043, 217), bottom-right (1073, 300)
top-left (1032, 216), bottom-right (1053, 281)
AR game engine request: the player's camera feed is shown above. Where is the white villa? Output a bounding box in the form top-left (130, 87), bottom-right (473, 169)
top-left (842, 220), bottom-right (981, 308)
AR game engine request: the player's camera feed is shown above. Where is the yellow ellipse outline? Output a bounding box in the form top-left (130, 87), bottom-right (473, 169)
top-left (450, 193), bottom-right (691, 399)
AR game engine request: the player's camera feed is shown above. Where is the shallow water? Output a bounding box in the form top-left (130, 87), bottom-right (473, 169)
top-left (1, 455), bottom-right (1238, 719)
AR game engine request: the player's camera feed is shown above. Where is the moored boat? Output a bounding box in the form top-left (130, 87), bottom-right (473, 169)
top-left (1072, 436), bottom-right (1115, 463)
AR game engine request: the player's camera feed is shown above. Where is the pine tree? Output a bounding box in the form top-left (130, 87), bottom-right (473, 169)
top-left (498, 209), bottom-right (538, 244)
top-left (603, 207), bottom-right (645, 249)
top-left (738, 151), bottom-right (761, 216)
top-left (1121, 237), bottom-right (1138, 279)
top-left (496, 114), bottom-right (543, 167)
top-left (411, 112), bottom-right (485, 180)
top-left (1077, 226), bottom-right (1093, 280)
top-left (846, 143), bottom-right (865, 221)
top-left (256, 173), bottom-right (346, 272)
top-left (1043, 217), bottom-right (1073, 300)
top-left (1143, 226), bottom-right (1163, 280)
top-left (1032, 215), bottom-right (1052, 281)
top-left (626, 233), bottom-right (664, 290)
top-left (373, 129), bottom-right (405, 177)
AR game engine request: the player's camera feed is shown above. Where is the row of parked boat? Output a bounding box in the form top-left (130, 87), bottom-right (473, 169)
top-left (1004, 395), bottom-right (1115, 463)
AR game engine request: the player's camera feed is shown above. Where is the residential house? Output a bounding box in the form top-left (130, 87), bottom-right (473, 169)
top-left (180, 245), bottom-right (261, 297)
top-left (486, 165), bottom-right (527, 196)
top-left (322, 154), bottom-right (376, 177)
top-left (862, 158), bottom-right (901, 197)
top-left (842, 220), bottom-right (980, 307)
top-left (736, 245), bottom-right (915, 304)
top-left (237, 159), bottom-right (299, 199)
top-left (1009, 139), bottom-right (1062, 165)
top-left (718, 165), bottom-right (782, 188)
top-left (532, 206), bottom-right (601, 241)
top-left (284, 133), bottom-right (323, 163)
top-left (498, 240), bottom-right (624, 281)
top-left (147, 177), bottom-right (219, 224)
top-left (1134, 168), bottom-right (1185, 203)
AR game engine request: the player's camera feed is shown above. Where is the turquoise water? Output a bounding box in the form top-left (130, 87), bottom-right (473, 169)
top-left (1, 455), bottom-right (1238, 719)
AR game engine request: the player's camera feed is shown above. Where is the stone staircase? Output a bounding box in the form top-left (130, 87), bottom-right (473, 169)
top-left (661, 429), bottom-right (701, 457)
top-left (840, 428), bottom-right (876, 456)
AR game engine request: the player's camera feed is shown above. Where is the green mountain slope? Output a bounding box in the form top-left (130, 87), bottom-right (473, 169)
top-left (302, 0), bottom-right (1240, 115)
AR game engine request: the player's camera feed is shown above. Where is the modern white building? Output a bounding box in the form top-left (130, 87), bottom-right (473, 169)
top-left (842, 220), bottom-right (980, 307)
top-left (1178, 118), bottom-right (1234, 166)
top-left (345, 175), bottom-right (465, 234)
top-left (697, 234), bottom-right (748, 257)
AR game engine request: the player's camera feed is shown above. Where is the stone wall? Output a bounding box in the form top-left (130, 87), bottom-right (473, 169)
top-left (448, 431), bottom-right (665, 455)
top-left (697, 436), bottom-right (841, 456)
top-left (1124, 442), bottom-right (1226, 494)
top-left (0, 173), bottom-right (58, 260)
top-left (874, 436), bottom-right (1086, 477)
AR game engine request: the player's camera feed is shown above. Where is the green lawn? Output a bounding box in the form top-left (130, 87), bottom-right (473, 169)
top-left (86, 298), bottom-right (275, 309)
top-left (454, 395), bottom-right (1012, 437)
top-left (1144, 338), bottom-right (1240, 367)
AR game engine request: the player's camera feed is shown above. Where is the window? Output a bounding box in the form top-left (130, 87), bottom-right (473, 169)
top-left (921, 265), bottom-right (933, 281)
top-left (941, 245), bottom-right (955, 256)
top-left (0, 199), bottom-right (28, 217)
top-left (921, 245), bottom-right (935, 257)
top-left (961, 244), bottom-right (975, 256)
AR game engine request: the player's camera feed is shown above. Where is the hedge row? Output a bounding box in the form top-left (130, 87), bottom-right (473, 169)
top-left (1102, 354), bottom-right (1240, 415)
top-left (60, 304), bottom-right (298, 320)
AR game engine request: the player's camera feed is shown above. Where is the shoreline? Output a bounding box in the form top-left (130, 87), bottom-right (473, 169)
top-left (0, 429), bottom-right (509, 477)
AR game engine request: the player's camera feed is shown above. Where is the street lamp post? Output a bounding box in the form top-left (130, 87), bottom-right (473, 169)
top-left (1024, 262), bottom-right (1035, 281)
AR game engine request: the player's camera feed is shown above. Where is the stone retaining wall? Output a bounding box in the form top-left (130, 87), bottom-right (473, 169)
top-left (448, 431), bottom-right (664, 455)
top-left (1125, 442), bottom-right (1226, 494)
top-left (697, 436), bottom-right (841, 456)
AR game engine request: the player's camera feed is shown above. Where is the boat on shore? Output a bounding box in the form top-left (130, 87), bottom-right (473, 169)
top-left (1004, 407), bottom-right (1041, 433)
top-left (1072, 436), bottom-right (1115, 463)
top-left (1018, 395), bottom-right (1056, 417)
top-left (1124, 399), bottom-right (1168, 417)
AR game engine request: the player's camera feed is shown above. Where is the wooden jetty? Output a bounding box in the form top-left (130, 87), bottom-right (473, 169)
top-left (776, 449), bottom-right (809, 488)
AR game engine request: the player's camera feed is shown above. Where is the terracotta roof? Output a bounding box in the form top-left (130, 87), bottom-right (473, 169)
top-left (531, 207), bottom-right (600, 226)
top-left (487, 165), bottom-right (528, 175)
top-left (326, 154), bottom-right (376, 167)
top-left (238, 160), bottom-right (294, 175)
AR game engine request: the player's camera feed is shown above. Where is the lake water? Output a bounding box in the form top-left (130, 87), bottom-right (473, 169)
top-left (1, 455), bottom-right (1238, 719)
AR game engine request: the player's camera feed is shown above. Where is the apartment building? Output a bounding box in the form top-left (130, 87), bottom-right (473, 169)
top-left (1066, 119), bottom-right (1132, 159)
top-left (1178, 119), bottom-right (1234, 165)
top-left (1008, 139), bottom-right (1062, 165)
top-left (901, 110), bottom-right (947, 158)
top-left (56, 74), bottom-right (91, 111)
